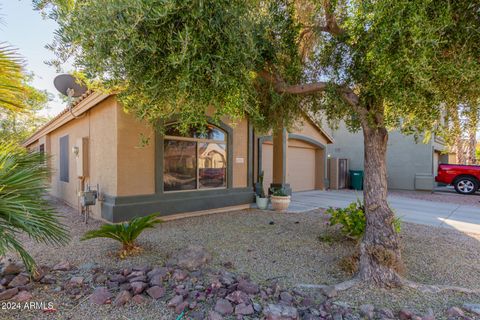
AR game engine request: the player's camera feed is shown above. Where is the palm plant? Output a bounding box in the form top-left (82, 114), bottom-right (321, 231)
top-left (81, 214), bottom-right (162, 257)
top-left (0, 143), bottom-right (69, 272)
top-left (0, 44), bottom-right (26, 112)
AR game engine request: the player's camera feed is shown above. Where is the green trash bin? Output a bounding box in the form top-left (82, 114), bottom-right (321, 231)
top-left (349, 170), bottom-right (364, 190)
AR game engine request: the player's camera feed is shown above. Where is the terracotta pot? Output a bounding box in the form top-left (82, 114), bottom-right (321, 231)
top-left (271, 195), bottom-right (291, 212)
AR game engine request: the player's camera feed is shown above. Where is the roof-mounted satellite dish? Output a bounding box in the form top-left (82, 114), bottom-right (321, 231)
top-left (53, 74), bottom-right (88, 118)
top-left (54, 74), bottom-right (88, 98)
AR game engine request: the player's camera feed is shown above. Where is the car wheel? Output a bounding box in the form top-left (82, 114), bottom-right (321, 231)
top-left (453, 177), bottom-right (479, 195)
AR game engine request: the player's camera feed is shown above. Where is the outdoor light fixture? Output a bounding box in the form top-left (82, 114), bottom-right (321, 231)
top-left (72, 146), bottom-right (79, 156)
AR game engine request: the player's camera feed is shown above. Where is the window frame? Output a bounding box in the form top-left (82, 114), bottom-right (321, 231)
top-left (163, 124), bottom-right (228, 193)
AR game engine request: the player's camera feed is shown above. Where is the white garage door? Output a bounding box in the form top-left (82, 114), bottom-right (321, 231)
top-left (261, 143), bottom-right (317, 192)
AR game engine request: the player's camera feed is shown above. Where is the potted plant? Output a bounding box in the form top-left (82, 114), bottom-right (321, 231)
top-left (255, 172), bottom-right (269, 210)
top-left (270, 188), bottom-right (291, 212)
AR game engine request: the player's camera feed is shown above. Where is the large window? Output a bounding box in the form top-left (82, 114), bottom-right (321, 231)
top-left (163, 124), bottom-right (227, 191)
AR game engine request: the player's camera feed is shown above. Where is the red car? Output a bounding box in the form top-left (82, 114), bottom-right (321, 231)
top-left (436, 164), bottom-right (480, 194)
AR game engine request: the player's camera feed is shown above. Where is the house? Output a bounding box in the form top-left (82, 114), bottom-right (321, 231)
top-left (323, 121), bottom-right (451, 191)
top-left (23, 91), bottom-right (333, 222)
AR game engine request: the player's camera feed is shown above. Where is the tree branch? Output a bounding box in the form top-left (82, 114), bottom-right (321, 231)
top-left (322, 0), bottom-right (345, 37)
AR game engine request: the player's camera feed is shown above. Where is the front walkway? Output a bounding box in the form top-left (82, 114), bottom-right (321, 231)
top-left (289, 190), bottom-right (480, 234)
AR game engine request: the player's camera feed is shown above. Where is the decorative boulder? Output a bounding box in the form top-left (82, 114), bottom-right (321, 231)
top-left (168, 245), bottom-right (212, 271)
top-left (90, 287), bottom-right (113, 305)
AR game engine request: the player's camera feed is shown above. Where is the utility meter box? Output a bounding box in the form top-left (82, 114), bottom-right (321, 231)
top-left (76, 137), bottom-right (89, 178)
top-left (80, 190), bottom-right (97, 207)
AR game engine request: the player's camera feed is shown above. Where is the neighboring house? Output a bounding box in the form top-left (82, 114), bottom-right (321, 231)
top-left (323, 121), bottom-right (451, 190)
top-left (24, 91), bottom-right (333, 222)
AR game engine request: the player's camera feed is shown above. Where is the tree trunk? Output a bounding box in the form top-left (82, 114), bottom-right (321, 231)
top-left (358, 126), bottom-right (403, 287)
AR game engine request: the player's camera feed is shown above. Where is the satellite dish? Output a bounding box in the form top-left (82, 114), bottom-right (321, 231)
top-left (53, 74), bottom-right (88, 98)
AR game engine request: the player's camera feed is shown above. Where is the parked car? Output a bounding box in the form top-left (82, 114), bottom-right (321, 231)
top-left (435, 164), bottom-right (480, 195)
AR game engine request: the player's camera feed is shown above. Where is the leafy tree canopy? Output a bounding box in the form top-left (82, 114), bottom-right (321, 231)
top-left (38, 0), bottom-right (480, 137)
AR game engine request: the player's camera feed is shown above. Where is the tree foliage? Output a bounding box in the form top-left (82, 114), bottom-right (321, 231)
top-left (37, 0), bottom-right (306, 132)
top-left (0, 75), bottom-right (50, 144)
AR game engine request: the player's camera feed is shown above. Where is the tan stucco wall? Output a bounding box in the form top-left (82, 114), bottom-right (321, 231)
top-left (116, 106), bottom-right (156, 196)
top-left (230, 119), bottom-right (249, 188)
top-left (46, 97), bottom-right (118, 219)
top-left (291, 118), bottom-right (330, 146)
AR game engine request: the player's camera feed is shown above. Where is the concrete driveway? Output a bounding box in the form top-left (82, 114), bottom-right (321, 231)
top-left (290, 190), bottom-right (480, 234)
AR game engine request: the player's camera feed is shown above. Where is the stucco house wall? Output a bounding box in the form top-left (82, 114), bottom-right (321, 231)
top-left (47, 96), bottom-right (118, 218)
top-left (324, 121), bottom-right (447, 190)
top-left (25, 92), bottom-right (332, 221)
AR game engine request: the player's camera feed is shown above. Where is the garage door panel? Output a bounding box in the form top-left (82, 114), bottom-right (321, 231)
top-left (288, 146), bottom-right (316, 191)
top-left (262, 142), bottom-right (317, 192)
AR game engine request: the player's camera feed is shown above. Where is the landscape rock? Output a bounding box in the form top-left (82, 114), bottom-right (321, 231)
top-left (146, 286), bottom-right (166, 299)
top-left (13, 290), bottom-right (33, 302)
top-left (132, 294), bottom-right (146, 304)
top-left (90, 287), bottom-right (112, 305)
top-left (280, 291), bottom-right (294, 304)
top-left (175, 301), bottom-right (190, 314)
top-left (52, 261), bottom-right (72, 271)
top-left (32, 266), bottom-right (49, 282)
top-left (147, 267), bottom-right (169, 279)
top-left (0, 288), bottom-right (18, 301)
top-left (40, 275), bottom-right (56, 284)
top-left (226, 290), bottom-right (250, 305)
top-left (235, 303), bottom-right (254, 315)
top-left (446, 307), bottom-right (464, 318)
top-left (321, 286), bottom-right (337, 298)
top-left (173, 269), bottom-right (189, 281)
top-left (129, 275), bottom-right (147, 283)
top-left (107, 281), bottom-right (120, 289)
top-left (264, 304), bottom-right (299, 320)
top-left (0, 275), bottom-right (15, 286)
top-left (237, 279), bottom-right (259, 294)
top-left (8, 274), bottom-right (29, 288)
top-left (463, 304), bottom-right (480, 316)
top-left (150, 274), bottom-right (164, 286)
top-left (168, 295), bottom-right (184, 308)
top-left (109, 274), bottom-right (126, 283)
top-left (68, 276), bottom-right (84, 286)
top-left (2, 263), bottom-right (22, 276)
top-left (114, 290), bottom-right (131, 307)
top-left (214, 298), bottom-right (234, 316)
top-left (208, 311), bottom-right (224, 320)
top-left (169, 245), bottom-right (212, 271)
top-left (130, 281), bottom-right (148, 294)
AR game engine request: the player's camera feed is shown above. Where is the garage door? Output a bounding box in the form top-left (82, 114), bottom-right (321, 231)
top-left (261, 142), bottom-right (317, 192)
top-left (288, 146), bottom-right (316, 191)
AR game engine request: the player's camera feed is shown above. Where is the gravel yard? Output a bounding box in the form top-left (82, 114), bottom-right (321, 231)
top-left (3, 199), bottom-right (480, 319)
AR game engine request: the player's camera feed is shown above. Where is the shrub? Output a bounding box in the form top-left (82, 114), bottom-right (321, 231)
top-left (0, 143), bottom-right (69, 273)
top-left (270, 188), bottom-right (289, 197)
top-left (324, 199), bottom-right (401, 241)
top-left (81, 213), bottom-right (162, 258)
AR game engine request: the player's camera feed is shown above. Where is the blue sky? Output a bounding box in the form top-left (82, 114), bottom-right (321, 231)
top-left (0, 0), bottom-right (66, 116)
